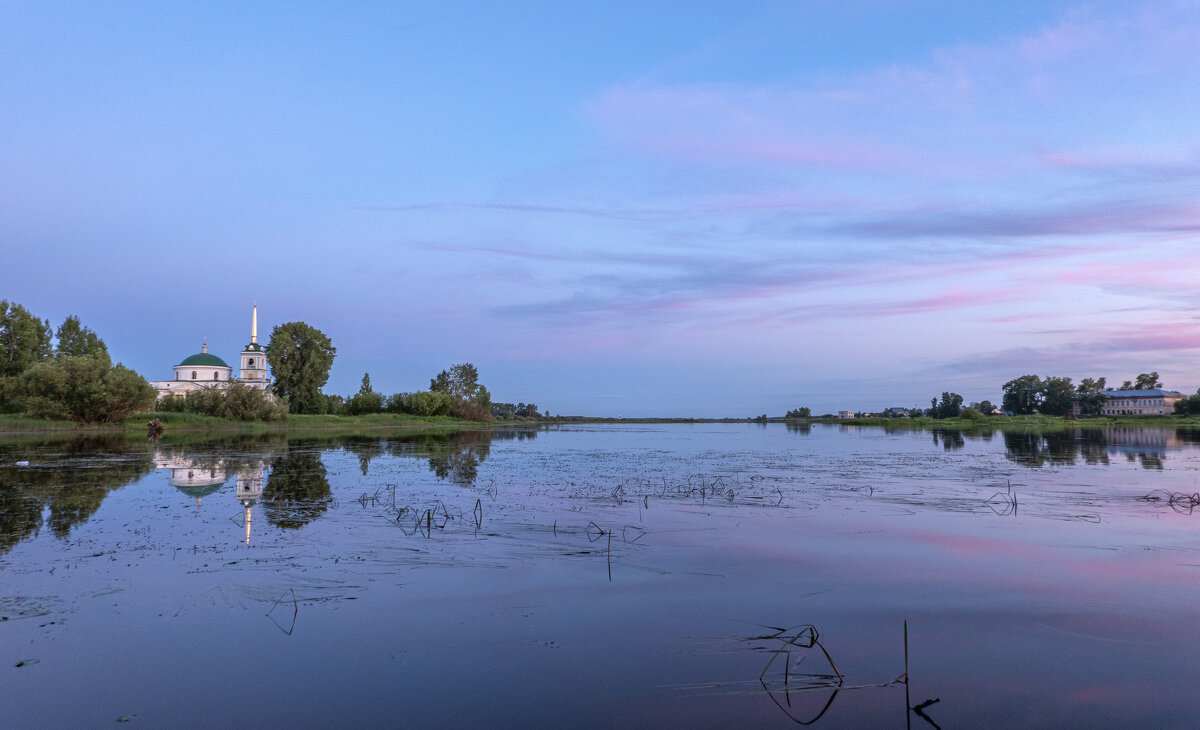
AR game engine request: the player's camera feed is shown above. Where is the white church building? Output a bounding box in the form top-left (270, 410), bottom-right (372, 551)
top-left (151, 305), bottom-right (272, 400)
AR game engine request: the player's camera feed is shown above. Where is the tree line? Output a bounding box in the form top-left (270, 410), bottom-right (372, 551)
top-left (0, 301), bottom-right (155, 422)
top-left (328, 362), bottom-right (496, 422)
top-left (781, 371), bottom-right (1183, 422)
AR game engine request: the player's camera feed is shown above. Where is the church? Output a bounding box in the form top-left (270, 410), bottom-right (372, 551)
top-left (151, 305), bottom-right (273, 400)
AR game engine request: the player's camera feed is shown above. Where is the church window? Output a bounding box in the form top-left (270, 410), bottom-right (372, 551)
top-left (191, 371), bottom-right (197, 380)
top-left (214, 372), bottom-right (219, 380)
top-left (249, 358), bottom-right (255, 367)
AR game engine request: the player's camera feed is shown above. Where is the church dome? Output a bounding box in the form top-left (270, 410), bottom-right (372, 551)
top-left (178, 352), bottom-right (230, 368)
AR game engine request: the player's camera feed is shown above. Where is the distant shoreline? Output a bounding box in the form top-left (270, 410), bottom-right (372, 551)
top-left (4, 411), bottom-right (1200, 437)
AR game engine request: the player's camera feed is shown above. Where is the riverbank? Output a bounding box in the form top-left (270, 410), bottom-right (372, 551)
top-left (6, 411), bottom-right (1200, 436)
top-left (0, 411), bottom-right (472, 436)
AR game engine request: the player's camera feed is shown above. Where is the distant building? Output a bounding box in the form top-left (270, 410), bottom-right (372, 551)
top-left (837, 410), bottom-right (855, 419)
top-left (1074, 388), bottom-right (1185, 417)
top-left (151, 305), bottom-right (273, 400)
top-left (883, 407), bottom-right (910, 418)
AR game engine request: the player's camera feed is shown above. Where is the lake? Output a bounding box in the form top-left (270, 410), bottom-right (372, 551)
top-left (3, 423), bottom-right (1200, 728)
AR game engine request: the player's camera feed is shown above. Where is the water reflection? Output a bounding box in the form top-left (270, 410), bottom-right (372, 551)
top-left (931, 429), bottom-right (965, 451)
top-left (1002, 427), bottom-right (1172, 469)
top-left (264, 449), bottom-right (332, 529)
top-left (0, 436), bottom-right (155, 553)
top-left (340, 428), bottom-right (536, 486)
top-left (2, 424), bottom-right (1197, 557)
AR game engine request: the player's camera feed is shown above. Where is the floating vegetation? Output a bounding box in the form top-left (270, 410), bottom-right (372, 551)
top-left (266, 588), bottom-right (299, 636)
top-left (1141, 489), bottom-right (1200, 514)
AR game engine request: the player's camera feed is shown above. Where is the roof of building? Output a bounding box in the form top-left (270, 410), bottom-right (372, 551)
top-left (178, 352), bottom-right (231, 368)
top-left (1102, 388), bottom-right (1184, 398)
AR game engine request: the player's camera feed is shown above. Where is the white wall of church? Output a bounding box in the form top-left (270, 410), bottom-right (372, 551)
top-left (173, 366), bottom-right (232, 382)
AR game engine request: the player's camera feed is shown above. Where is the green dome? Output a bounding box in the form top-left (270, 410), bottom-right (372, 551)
top-left (178, 352), bottom-right (230, 368)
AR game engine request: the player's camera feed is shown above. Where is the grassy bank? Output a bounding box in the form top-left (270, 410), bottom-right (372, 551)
top-left (0, 411), bottom-right (472, 435)
top-left (7, 411), bottom-right (1200, 437)
top-left (809, 414), bottom-right (1200, 429)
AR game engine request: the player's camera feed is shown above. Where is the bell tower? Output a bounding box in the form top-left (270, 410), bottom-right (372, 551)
top-left (239, 304), bottom-right (270, 388)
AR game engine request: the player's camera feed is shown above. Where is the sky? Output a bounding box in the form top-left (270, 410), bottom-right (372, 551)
top-left (3, 0), bottom-right (1200, 417)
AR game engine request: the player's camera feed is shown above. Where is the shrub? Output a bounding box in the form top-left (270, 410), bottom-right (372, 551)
top-left (450, 399), bottom-right (491, 422)
top-left (395, 391), bottom-right (454, 417)
top-left (17, 356), bottom-right (155, 422)
top-left (180, 382), bottom-right (288, 421)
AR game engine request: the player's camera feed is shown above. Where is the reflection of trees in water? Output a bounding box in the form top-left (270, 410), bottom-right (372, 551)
top-left (931, 429), bottom-right (965, 451)
top-left (1004, 428), bottom-right (1170, 469)
top-left (263, 448), bottom-right (332, 529)
top-left (0, 436), bottom-right (155, 553)
top-left (337, 428), bottom-right (536, 486)
top-left (427, 430), bottom-right (493, 486)
top-left (786, 422), bottom-right (811, 435)
top-left (1003, 430), bottom-right (1086, 467)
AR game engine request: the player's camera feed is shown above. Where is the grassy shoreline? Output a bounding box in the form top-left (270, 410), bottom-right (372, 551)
top-left (5, 411), bottom-right (1200, 436)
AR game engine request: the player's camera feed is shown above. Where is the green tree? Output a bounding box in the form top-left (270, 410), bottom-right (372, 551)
top-left (0, 301), bottom-right (52, 378)
top-left (430, 363), bottom-right (492, 421)
top-left (1003, 375), bottom-right (1043, 415)
top-left (430, 363), bottom-right (481, 401)
top-left (785, 406), bottom-right (812, 419)
top-left (17, 356), bottom-right (155, 422)
top-left (1174, 389), bottom-right (1200, 415)
top-left (178, 381), bottom-right (287, 421)
top-left (346, 372), bottom-right (383, 415)
top-left (1075, 377), bottom-right (1108, 416)
top-left (1039, 376), bottom-right (1075, 416)
top-left (396, 390), bottom-right (454, 416)
top-left (1134, 372), bottom-right (1162, 390)
top-left (932, 391), bottom-right (963, 419)
top-left (55, 315), bottom-right (110, 364)
top-left (266, 322), bottom-right (336, 414)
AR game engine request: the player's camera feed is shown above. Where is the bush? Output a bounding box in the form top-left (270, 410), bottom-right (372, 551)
top-left (177, 382), bottom-right (288, 422)
top-left (393, 391), bottom-right (454, 417)
top-left (346, 391), bottom-right (383, 415)
top-left (960, 407), bottom-right (983, 420)
top-left (450, 399), bottom-right (491, 422)
top-left (17, 356), bottom-right (155, 422)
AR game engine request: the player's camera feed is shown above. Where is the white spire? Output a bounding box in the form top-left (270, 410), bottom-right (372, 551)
top-left (251, 303), bottom-right (258, 345)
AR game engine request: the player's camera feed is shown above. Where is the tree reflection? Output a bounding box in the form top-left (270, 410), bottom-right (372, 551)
top-left (263, 449), bottom-right (332, 529)
top-left (336, 428), bottom-right (536, 487)
top-left (0, 436), bottom-right (155, 553)
top-left (931, 429), bottom-right (965, 451)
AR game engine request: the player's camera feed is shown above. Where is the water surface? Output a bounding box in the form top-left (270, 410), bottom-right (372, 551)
top-left (3, 424), bottom-right (1200, 727)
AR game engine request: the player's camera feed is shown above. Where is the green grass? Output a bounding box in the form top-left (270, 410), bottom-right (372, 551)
top-left (7, 409), bottom-right (1200, 436)
top-left (0, 410), bottom-right (475, 435)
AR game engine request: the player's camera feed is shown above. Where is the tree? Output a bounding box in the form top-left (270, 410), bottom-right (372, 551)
top-left (17, 356), bottom-right (155, 422)
top-left (785, 407), bottom-right (811, 419)
top-left (931, 392), bottom-right (963, 419)
top-left (1003, 375), bottom-right (1043, 415)
top-left (0, 301), bottom-right (52, 378)
top-left (1039, 376), bottom-right (1075, 416)
top-left (1075, 377), bottom-right (1108, 416)
top-left (55, 315), bottom-right (109, 364)
top-left (266, 322), bottom-right (336, 414)
top-left (1175, 389), bottom-right (1200, 415)
top-left (430, 363), bottom-right (481, 401)
top-left (430, 363), bottom-right (492, 421)
top-left (1134, 372), bottom-right (1162, 390)
top-left (346, 372), bottom-right (383, 415)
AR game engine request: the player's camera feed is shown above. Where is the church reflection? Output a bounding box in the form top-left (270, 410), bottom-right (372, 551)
top-left (154, 449), bottom-right (268, 544)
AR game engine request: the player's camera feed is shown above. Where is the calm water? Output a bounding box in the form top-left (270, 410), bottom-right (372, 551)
top-left (3, 423), bottom-right (1200, 728)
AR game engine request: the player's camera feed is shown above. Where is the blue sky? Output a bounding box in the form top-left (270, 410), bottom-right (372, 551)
top-left (3, 1), bottom-right (1199, 416)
